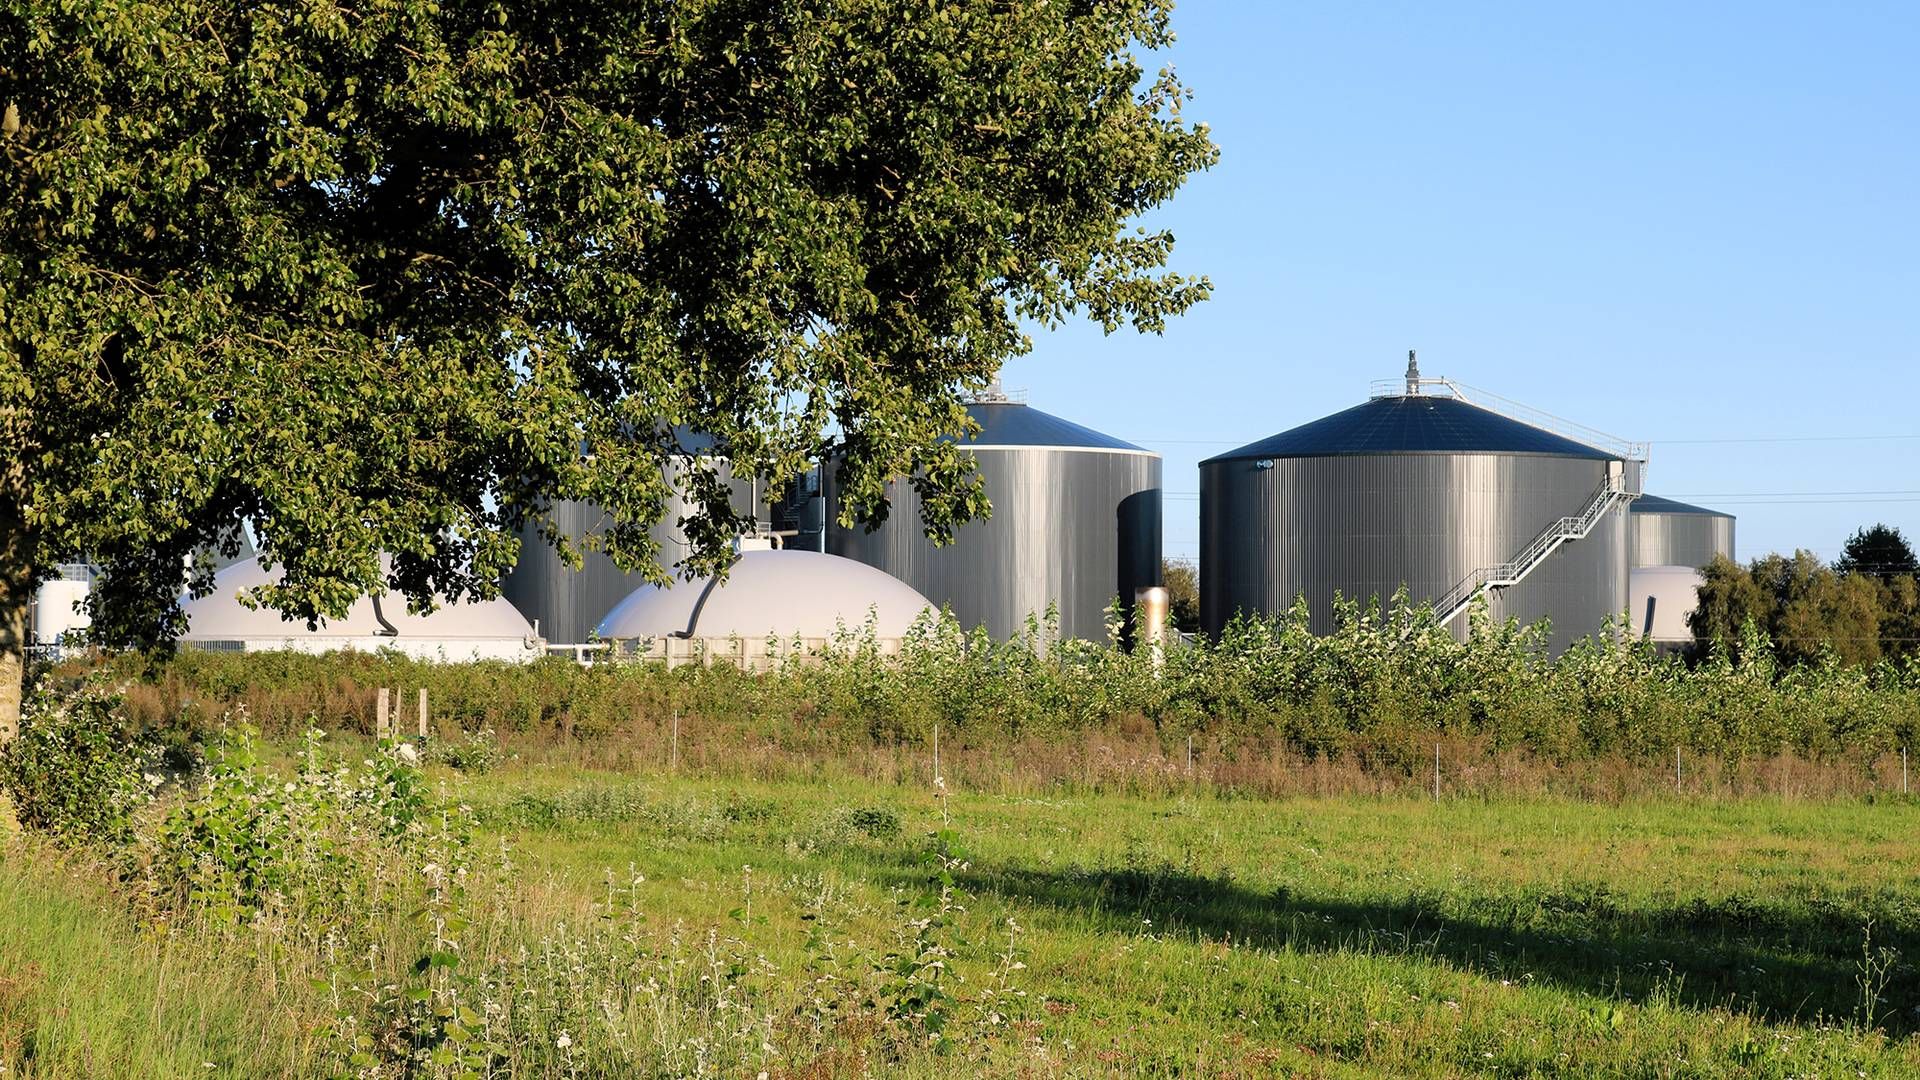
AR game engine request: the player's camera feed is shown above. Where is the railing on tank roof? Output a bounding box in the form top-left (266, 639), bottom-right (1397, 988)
top-left (963, 379), bottom-right (1029, 405)
top-left (1368, 376), bottom-right (1650, 464)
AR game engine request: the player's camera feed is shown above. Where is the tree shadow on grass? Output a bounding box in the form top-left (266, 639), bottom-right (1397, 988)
top-left (879, 849), bottom-right (1920, 1036)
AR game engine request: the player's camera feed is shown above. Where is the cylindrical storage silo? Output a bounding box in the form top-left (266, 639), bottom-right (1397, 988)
top-left (1200, 390), bottom-right (1634, 654)
top-left (823, 399), bottom-right (1162, 641)
top-left (502, 436), bottom-right (756, 644)
top-left (28, 565), bottom-right (95, 649)
top-left (1629, 495), bottom-right (1735, 569)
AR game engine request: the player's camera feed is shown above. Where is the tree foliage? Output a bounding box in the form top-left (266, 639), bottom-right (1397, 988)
top-left (0, 0), bottom-right (1216, 724)
top-left (1835, 524), bottom-right (1919, 582)
top-left (1691, 548), bottom-right (1916, 667)
top-left (1161, 557), bottom-right (1198, 633)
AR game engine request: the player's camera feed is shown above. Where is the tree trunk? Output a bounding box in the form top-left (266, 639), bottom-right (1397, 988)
top-left (0, 577), bottom-right (21, 743)
top-left (0, 497), bottom-right (29, 743)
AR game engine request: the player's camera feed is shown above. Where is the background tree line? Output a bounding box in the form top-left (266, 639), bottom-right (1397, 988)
top-left (1691, 524), bottom-right (1920, 665)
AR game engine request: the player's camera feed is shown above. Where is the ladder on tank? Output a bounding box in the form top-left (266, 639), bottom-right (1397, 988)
top-left (1427, 467), bottom-right (1637, 632)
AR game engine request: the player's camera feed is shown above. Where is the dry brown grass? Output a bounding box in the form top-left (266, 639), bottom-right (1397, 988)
top-left (437, 714), bottom-right (1913, 805)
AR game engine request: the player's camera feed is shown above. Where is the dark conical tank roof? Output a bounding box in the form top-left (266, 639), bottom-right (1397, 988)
top-left (1204, 394), bottom-right (1617, 463)
top-left (1631, 493), bottom-right (1733, 518)
top-left (957, 401), bottom-right (1149, 452)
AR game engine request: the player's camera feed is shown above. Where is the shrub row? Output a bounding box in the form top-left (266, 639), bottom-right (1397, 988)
top-left (72, 598), bottom-right (1920, 766)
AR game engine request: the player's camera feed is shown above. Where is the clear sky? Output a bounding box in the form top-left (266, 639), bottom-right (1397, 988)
top-left (1005, 2), bottom-right (1918, 565)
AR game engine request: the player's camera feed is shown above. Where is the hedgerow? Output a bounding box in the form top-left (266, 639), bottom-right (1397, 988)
top-left (78, 596), bottom-right (1920, 767)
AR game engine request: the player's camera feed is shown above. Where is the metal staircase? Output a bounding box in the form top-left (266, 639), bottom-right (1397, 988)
top-left (1429, 472), bottom-right (1637, 631)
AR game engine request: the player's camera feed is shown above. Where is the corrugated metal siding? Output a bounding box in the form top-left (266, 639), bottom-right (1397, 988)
top-left (501, 500), bottom-right (647, 644)
top-left (1201, 453), bottom-right (1628, 653)
top-left (502, 460), bottom-right (754, 643)
top-left (1629, 511), bottom-right (1735, 569)
top-left (825, 448), bottom-right (1162, 641)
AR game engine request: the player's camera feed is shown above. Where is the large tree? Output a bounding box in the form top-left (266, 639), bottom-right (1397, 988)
top-left (0, 0), bottom-right (1216, 733)
top-left (1688, 553), bottom-right (1769, 659)
top-left (1834, 523), bottom-right (1918, 582)
top-left (1691, 550), bottom-right (1886, 667)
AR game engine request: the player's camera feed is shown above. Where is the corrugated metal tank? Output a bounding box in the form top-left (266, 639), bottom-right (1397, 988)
top-left (1200, 392), bottom-right (1633, 653)
top-left (822, 400), bottom-right (1162, 641)
top-left (502, 439), bottom-right (756, 644)
top-left (1629, 494), bottom-right (1735, 569)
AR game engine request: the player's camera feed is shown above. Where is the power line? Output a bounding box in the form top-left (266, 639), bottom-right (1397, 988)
top-left (1668, 489), bottom-right (1920, 498)
top-left (1688, 499), bottom-right (1920, 507)
top-left (1160, 491), bottom-right (1920, 506)
top-left (1128, 433), bottom-right (1920, 448)
top-left (1130, 438), bottom-right (1246, 445)
top-left (1656, 434), bottom-right (1920, 446)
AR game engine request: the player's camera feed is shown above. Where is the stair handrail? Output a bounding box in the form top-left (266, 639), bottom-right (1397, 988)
top-left (1428, 476), bottom-right (1632, 630)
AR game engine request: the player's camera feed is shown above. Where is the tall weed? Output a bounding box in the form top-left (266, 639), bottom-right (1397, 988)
top-left (77, 599), bottom-right (1920, 774)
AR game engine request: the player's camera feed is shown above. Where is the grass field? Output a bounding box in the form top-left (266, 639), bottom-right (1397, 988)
top-left (458, 760), bottom-right (1920, 1076)
top-left (0, 848), bottom-right (327, 1077)
top-left (5, 744), bottom-right (1920, 1077)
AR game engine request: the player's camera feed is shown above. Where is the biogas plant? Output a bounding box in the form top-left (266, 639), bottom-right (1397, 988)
top-left (27, 355), bottom-right (1736, 663)
top-left (1197, 356), bottom-right (1731, 653)
top-left (1201, 355), bottom-right (1725, 653)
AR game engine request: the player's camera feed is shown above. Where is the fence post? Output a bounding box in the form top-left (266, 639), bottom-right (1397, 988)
top-left (670, 707), bottom-right (679, 772)
top-left (1675, 746), bottom-right (1682, 795)
top-left (376, 687), bottom-right (391, 740)
top-left (1186, 734), bottom-right (1193, 778)
top-left (417, 688), bottom-right (429, 739)
top-left (1433, 743), bottom-right (1440, 801)
top-left (933, 722), bottom-right (941, 782)
top-left (1904, 747), bottom-right (1909, 796)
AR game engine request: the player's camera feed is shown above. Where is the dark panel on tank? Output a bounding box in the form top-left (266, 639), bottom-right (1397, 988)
top-left (963, 401), bottom-right (1149, 451)
top-left (1207, 395), bottom-right (1617, 462)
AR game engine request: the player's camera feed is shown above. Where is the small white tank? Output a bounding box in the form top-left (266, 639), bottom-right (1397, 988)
top-left (29, 575), bottom-right (93, 647)
top-left (596, 549), bottom-right (935, 669)
top-left (178, 557), bottom-right (539, 662)
top-left (1628, 565), bottom-right (1706, 645)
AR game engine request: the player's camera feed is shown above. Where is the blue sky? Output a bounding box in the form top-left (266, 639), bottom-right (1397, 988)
top-left (1005, 2), bottom-right (1918, 564)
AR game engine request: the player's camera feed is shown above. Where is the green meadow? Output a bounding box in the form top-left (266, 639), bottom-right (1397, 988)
top-left (5, 739), bottom-right (1917, 1077)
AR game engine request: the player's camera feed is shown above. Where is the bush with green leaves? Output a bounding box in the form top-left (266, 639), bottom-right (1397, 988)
top-left (150, 726), bottom-right (434, 926)
top-left (0, 682), bottom-right (159, 845)
top-left (91, 594), bottom-right (1920, 771)
top-left (40, 694), bottom-right (1025, 1075)
top-left (423, 726), bottom-right (502, 774)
